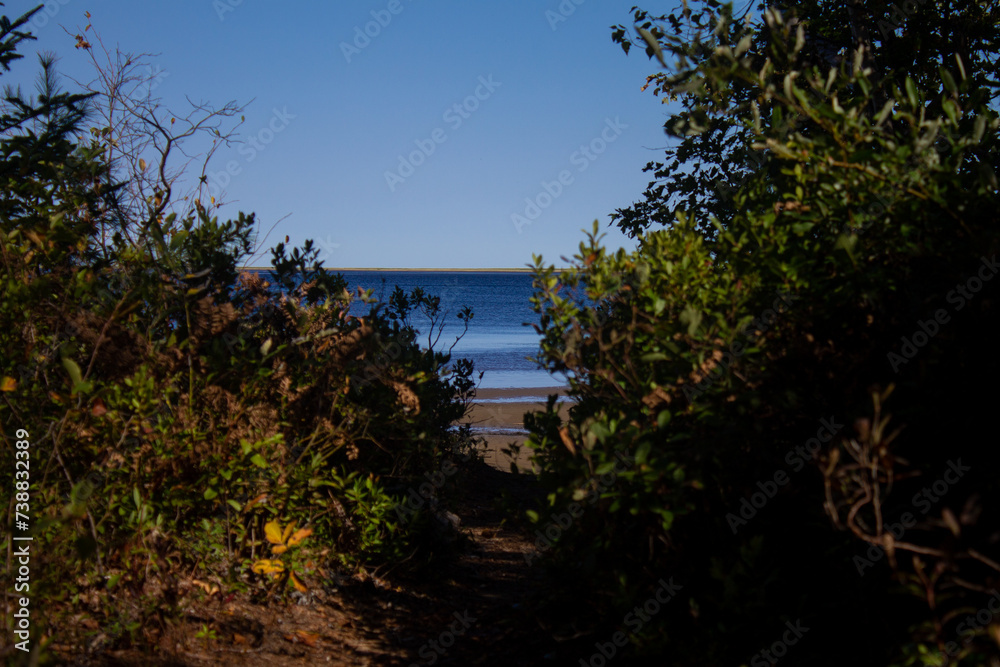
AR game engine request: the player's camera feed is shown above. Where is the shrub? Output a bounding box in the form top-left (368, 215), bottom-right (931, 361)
top-left (0, 8), bottom-right (478, 660)
top-left (524, 3), bottom-right (1000, 664)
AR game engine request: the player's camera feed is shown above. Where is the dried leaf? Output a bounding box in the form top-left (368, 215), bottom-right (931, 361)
top-left (288, 527), bottom-right (313, 547)
top-left (244, 493), bottom-right (268, 511)
top-left (1, 376), bottom-right (16, 392)
top-left (284, 630), bottom-right (319, 646)
top-left (559, 427), bottom-right (576, 455)
top-left (192, 579), bottom-right (219, 595)
top-left (290, 572), bottom-right (308, 594)
top-left (942, 508), bottom-right (961, 536)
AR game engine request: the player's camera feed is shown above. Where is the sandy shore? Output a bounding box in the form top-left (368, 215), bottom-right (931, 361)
top-left (463, 386), bottom-right (571, 472)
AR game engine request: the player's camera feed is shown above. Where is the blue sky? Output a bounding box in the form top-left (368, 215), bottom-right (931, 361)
top-left (6, 1), bottom-right (678, 268)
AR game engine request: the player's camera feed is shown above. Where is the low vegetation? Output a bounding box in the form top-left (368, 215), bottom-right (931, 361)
top-left (0, 6), bottom-right (477, 661)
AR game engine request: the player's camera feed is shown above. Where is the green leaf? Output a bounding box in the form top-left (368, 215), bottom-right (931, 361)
top-left (735, 34), bottom-right (752, 56)
top-left (169, 230), bottom-right (188, 250)
top-left (251, 454), bottom-right (268, 468)
top-left (942, 99), bottom-right (959, 125)
top-left (940, 67), bottom-right (957, 94)
top-left (525, 510), bottom-right (539, 523)
top-left (637, 27), bottom-right (666, 67)
top-left (596, 461), bottom-right (617, 476)
top-left (680, 305), bottom-right (702, 336)
top-left (203, 488), bottom-right (218, 500)
top-left (875, 99), bottom-right (896, 126)
top-left (905, 77), bottom-right (918, 108)
top-left (973, 115), bottom-right (986, 143)
top-left (148, 221), bottom-right (167, 254)
top-left (227, 499), bottom-right (242, 512)
top-left (62, 356), bottom-right (83, 386)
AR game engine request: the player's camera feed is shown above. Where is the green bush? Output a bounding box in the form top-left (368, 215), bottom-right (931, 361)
top-left (525, 3), bottom-right (1000, 664)
top-left (0, 7), bottom-right (478, 660)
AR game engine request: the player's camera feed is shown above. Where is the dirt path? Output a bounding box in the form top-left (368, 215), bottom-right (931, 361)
top-left (68, 455), bottom-right (556, 666)
top-left (53, 389), bottom-right (574, 666)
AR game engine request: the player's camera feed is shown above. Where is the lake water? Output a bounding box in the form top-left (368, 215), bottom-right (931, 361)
top-left (335, 271), bottom-right (567, 390)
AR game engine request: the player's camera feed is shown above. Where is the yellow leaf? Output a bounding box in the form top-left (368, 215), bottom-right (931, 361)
top-left (290, 572), bottom-right (308, 594)
top-left (287, 527), bottom-right (312, 547)
top-left (282, 522), bottom-right (295, 544)
top-left (251, 559), bottom-right (284, 575)
top-left (1, 376), bottom-right (16, 392)
top-left (264, 521), bottom-right (284, 545)
top-left (192, 579), bottom-right (220, 595)
top-left (271, 544), bottom-right (287, 555)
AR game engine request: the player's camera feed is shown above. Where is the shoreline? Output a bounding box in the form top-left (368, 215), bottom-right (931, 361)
top-left (465, 386), bottom-right (570, 472)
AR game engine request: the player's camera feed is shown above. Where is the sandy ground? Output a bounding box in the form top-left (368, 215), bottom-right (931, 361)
top-left (462, 386), bottom-right (571, 472)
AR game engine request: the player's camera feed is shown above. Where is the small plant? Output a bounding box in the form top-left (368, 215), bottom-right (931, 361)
top-left (251, 520), bottom-right (313, 594)
top-left (194, 623), bottom-right (218, 647)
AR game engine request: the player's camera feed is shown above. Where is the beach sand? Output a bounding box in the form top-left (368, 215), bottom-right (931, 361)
top-left (462, 386), bottom-right (571, 472)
